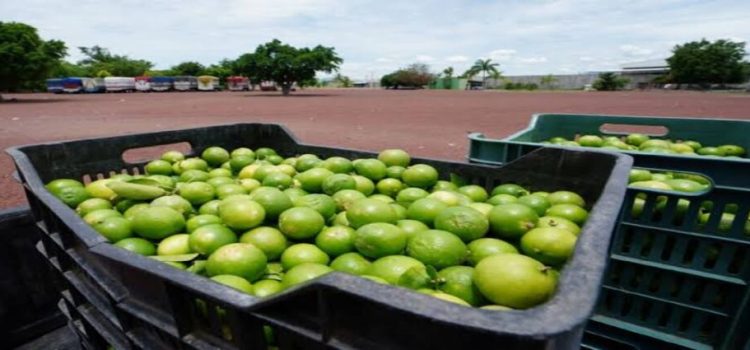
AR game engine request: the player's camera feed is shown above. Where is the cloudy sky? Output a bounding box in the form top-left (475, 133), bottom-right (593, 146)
top-left (2, 0), bottom-right (749, 80)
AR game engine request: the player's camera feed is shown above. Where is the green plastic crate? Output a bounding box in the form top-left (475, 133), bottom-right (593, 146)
top-left (467, 113), bottom-right (750, 350)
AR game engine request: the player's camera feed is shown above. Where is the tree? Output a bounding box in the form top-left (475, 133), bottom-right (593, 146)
top-left (202, 59), bottom-right (235, 81)
top-left (540, 74), bottom-right (558, 89)
top-left (332, 73), bottom-right (352, 87)
top-left (77, 45), bottom-right (152, 76)
top-left (171, 61), bottom-right (205, 76)
top-left (667, 39), bottom-right (750, 88)
top-left (380, 63), bottom-right (435, 89)
top-left (442, 67), bottom-right (454, 78)
top-left (593, 72), bottom-right (629, 91)
top-left (234, 39), bottom-right (342, 95)
top-left (464, 59), bottom-right (501, 88)
top-left (0, 22), bottom-right (67, 98)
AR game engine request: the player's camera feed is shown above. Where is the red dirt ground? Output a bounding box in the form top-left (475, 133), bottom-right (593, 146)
top-left (2, 89), bottom-right (749, 209)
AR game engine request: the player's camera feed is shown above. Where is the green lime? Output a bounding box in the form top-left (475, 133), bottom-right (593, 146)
top-left (207, 243), bottom-right (267, 282)
top-left (252, 165), bottom-right (280, 182)
top-left (93, 216), bottom-right (132, 242)
top-left (161, 151), bottom-right (185, 163)
top-left (488, 204), bottom-right (539, 239)
top-left (115, 237), bottom-right (156, 256)
top-left (132, 206), bottom-right (185, 240)
top-left (295, 168), bottom-right (334, 193)
top-left (179, 158), bottom-right (209, 172)
top-left (249, 187), bottom-right (293, 220)
top-left (437, 266), bottom-right (487, 306)
top-left (124, 204), bottom-right (150, 221)
top-left (278, 207), bottom-right (326, 239)
top-left (481, 304), bottom-right (513, 311)
top-left (330, 252), bottom-right (371, 275)
top-left (491, 184), bottom-right (529, 197)
top-left (294, 194), bottom-right (337, 220)
top-left (186, 214), bottom-right (222, 233)
top-left (178, 182), bottom-right (215, 205)
top-left (390, 203), bottom-right (407, 220)
top-left (83, 208), bottom-right (121, 225)
top-left (202, 147), bottom-right (230, 167)
top-left (211, 275), bottom-right (254, 294)
top-left (315, 226), bottom-right (356, 257)
top-left (294, 156), bottom-right (322, 172)
top-left (537, 216), bottom-right (581, 236)
top-left (517, 195), bottom-right (551, 216)
top-left (281, 243), bottom-right (330, 270)
top-left (179, 169), bottom-right (210, 183)
top-left (46, 178), bottom-right (84, 194)
top-left (259, 171), bottom-right (291, 189)
top-left (150, 195), bottom-right (193, 217)
top-left (406, 230), bottom-right (467, 269)
top-left (366, 255), bottom-right (425, 285)
top-left (281, 263), bottom-right (333, 289)
top-left (346, 198), bottom-right (397, 228)
top-left (332, 189), bottom-right (366, 212)
top-left (368, 194), bottom-right (394, 203)
top-left (215, 184), bottom-right (248, 199)
top-left (189, 224), bottom-right (238, 255)
top-left (432, 180), bottom-right (458, 192)
top-left (378, 149), bottom-right (411, 167)
top-left (433, 206), bottom-right (489, 242)
top-left (230, 155), bottom-right (255, 174)
top-left (431, 292), bottom-right (471, 306)
top-left (361, 275), bottom-right (390, 284)
top-left (283, 188), bottom-right (308, 202)
top-left (468, 203), bottom-right (493, 216)
top-left (322, 156), bottom-right (354, 174)
top-left (206, 177), bottom-right (234, 188)
top-left (321, 174), bottom-right (357, 195)
top-left (77, 198), bottom-right (113, 216)
top-left (219, 199), bottom-right (265, 230)
top-left (157, 234), bottom-right (192, 255)
top-left (145, 160), bottom-right (173, 175)
top-left (458, 185), bottom-right (488, 202)
top-left (53, 185), bottom-right (90, 208)
top-left (487, 194), bottom-right (519, 206)
top-left (253, 279), bottom-right (283, 297)
top-left (427, 191), bottom-right (470, 207)
top-left (401, 164), bottom-right (439, 188)
top-left (255, 147), bottom-right (277, 159)
top-left (354, 159), bottom-right (388, 181)
top-left (239, 226), bottom-right (288, 261)
top-left (209, 168), bottom-right (233, 178)
top-left (473, 254), bottom-right (557, 309)
top-left (352, 175), bottom-right (376, 195)
top-left (396, 219), bottom-right (430, 239)
top-left (354, 223), bottom-right (408, 258)
top-left (376, 178), bottom-right (404, 197)
top-left (199, 200), bottom-right (222, 215)
top-left (231, 148), bottom-right (255, 159)
top-left (386, 166), bottom-right (406, 179)
top-left (396, 188), bottom-right (429, 207)
top-left (520, 227), bottom-right (578, 266)
top-left (466, 238), bottom-right (518, 266)
top-left (546, 204), bottom-right (588, 225)
top-left (406, 198), bottom-right (448, 225)
top-left (547, 191), bottom-right (585, 207)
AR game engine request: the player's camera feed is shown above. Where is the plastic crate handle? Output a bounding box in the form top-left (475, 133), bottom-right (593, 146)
top-left (599, 123), bottom-right (669, 137)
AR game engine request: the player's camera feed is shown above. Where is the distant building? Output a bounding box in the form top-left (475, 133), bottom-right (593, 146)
top-left (620, 59), bottom-right (669, 89)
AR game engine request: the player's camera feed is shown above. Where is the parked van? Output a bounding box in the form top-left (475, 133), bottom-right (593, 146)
top-left (135, 76), bottom-right (151, 92)
top-left (150, 76), bottom-right (173, 92)
top-left (197, 76), bottom-right (220, 91)
top-left (62, 77), bottom-right (84, 93)
top-left (174, 76), bottom-right (197, 91)
top-left (82, 78), bottom-right (105, 93)
top-left (46, 79), bottom-right (64, 93)
top-left (226, 76), bottom-right (249, 91)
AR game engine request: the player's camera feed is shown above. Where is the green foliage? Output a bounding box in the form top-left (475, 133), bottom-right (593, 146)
top-left (540, 74), bottom-right (558, 89)
top-left (171, 61), bottom-right (205, 76)
top-left (442, 67), bottom-right (454, 78)
top-left (234, 39), bottom-right (342, 95)
top-left (0, 22), bottom-right (67, 92)
top-left (463, 59), bottom-right (501, 87)
top-left (381, 63), bottom-right (435, 89)
top-left (593, 72), bottom-right (629, 91)
top-left (50, 61), bottom-right (88, 78)
top-left (77, 46), bottom-right (153, 77)
top-left (332, 73), bottom-right (353, 87)
top-left (201, 59), bottom-right (235, 81)
top-left (504, 82), bottom-right (539, 90)
top-left (667, 39), bottom-right (750, 86)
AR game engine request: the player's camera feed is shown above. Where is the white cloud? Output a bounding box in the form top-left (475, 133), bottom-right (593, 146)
top-left (518, 56), bottom-right (548, 63)
top-left (446, 55), bottom-right (469, 63)
top-left (2, 0), bottom-right (750, 78)
top-left (619, 44), bottom-right (653, 57)
top-left (487, 49), bottom-right (517, 61)
top-left (415, 55), bottom-right (435, 63)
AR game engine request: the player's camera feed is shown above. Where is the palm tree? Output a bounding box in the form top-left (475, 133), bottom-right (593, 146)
top-left (442, 67), bottom-right (454, 78)
top-left (466, 59), bottom-right (501, 88)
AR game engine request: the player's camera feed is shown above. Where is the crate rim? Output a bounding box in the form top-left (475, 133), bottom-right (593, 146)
top-left (7, 122), bottom-right (633, 339)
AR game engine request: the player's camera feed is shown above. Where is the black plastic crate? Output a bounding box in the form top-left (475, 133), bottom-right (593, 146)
top-left (7, 123), bottom-right (632, 349)
top-left (0, 207), bottom-right (68, 348)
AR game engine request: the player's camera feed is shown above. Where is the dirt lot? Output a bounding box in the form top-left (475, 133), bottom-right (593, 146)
top-left (2, 89), bottom-right (749, 208)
